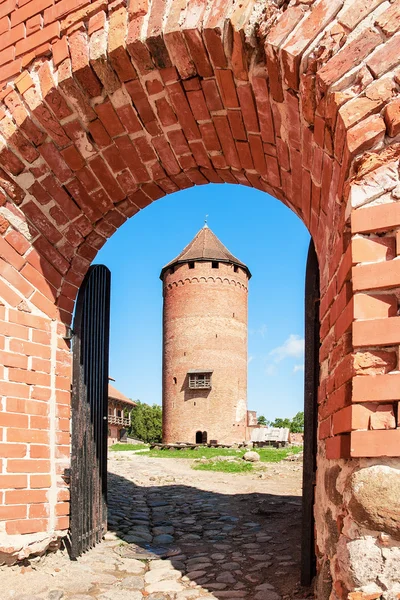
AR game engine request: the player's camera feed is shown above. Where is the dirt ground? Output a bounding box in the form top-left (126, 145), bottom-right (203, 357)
top-left (1, 452), bottom-right (312, 600)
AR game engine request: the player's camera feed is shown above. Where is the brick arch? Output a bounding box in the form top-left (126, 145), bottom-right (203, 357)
top-left (0, 0), bottom-right (400, 595)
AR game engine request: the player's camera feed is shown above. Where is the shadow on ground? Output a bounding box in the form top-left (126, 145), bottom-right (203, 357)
top-left (106, 470), bottom-right (311, 599)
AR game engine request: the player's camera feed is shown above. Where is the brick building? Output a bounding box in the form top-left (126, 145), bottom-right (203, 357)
top-left (107, 383), bottom-right (136, 446)
top-left (0, 0), bottom-right (399, 594)
top-left (161, 225), bottom-right (250, 445)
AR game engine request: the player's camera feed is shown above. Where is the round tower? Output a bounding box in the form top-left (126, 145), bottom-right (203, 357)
top-left (160, 225), bottom-right (251, 445)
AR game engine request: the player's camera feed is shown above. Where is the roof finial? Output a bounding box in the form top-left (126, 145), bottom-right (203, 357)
top-left (204, 214), bottom-right (209, 228)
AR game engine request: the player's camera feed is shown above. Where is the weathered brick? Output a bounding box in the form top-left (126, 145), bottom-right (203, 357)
top-left (384, 98), bottom-right (400, 137)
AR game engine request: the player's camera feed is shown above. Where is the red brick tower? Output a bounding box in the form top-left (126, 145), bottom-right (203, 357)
top-left (160, 225), bottom-right (251, 444)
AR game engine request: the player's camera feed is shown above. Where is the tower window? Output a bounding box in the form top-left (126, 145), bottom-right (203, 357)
top-left (173, 377), bottom-right (177, 384)
top-left (188, 370), bottom-right (212, 389)
top-left (189, 261), bottom-right (195, 269)
top-left (212, 261), bottom-right (219, 269)
top-left (234, 265), bottom-right (238, 273)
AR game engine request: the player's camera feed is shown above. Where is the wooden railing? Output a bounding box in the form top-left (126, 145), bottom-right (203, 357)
top-left (108, 415), bottom-right (130, 426)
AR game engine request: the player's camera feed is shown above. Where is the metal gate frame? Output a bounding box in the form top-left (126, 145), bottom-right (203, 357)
top-left (301, 240), bottom-right (320, 585)
top-left (70, 264), bottom-right (111, 559)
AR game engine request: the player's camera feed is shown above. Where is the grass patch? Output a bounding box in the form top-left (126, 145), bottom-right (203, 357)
top-left (147, 445), bottom-right (303, 462)
top-left (148, 447), bottom-right (243, 459)
top-left (110, 443), bottom-right (149, 451)
top-left (257, 446), bottom-right (303, 462)
top-left (192, 460), bottom-right (253, 473)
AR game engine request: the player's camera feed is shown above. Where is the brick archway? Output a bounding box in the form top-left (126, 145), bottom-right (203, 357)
top-left (0, 0), bottom-right (400, 595)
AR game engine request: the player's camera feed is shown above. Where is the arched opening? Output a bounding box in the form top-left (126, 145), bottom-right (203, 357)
top-left (69, 183), bottom-right (315, 593)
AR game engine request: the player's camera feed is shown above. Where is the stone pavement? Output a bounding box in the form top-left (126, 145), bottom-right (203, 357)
top-left (2, 453), bottom-right (311, 600)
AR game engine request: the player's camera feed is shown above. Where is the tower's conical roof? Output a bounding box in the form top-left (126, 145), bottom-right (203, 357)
top-left (160, 226), bottom-right (251, 279)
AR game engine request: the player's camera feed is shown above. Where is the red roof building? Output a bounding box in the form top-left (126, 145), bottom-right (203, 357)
top-left (107, 383), bottom-right (136, 446)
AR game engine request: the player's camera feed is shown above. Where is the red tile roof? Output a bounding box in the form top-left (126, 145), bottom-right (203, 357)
top-left (160, 225), bottom-right (251, 279)
top-left (108, 383), bottom-right (137, 407)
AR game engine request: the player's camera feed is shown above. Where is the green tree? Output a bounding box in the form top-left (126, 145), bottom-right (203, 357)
top-left (128, 401), bottom-right (162, 443)
top-left (270, 417), bottom-right (291, 429)
top-left (290, 411), bottom-right (304, 433)
top-left (257, 415), bottom-right (269, 426)
top-left (269, 412), bottom-right (304, 433)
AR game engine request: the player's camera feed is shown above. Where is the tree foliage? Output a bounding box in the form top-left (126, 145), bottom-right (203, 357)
top-left (257, 415), bottom-right (269, 426)
top-left (127, 401), bottom-right (162, 443)
top-left (290, 411), bottom-right (304, 433)
top-left (269, 411), bottom-right (304, 433)
top-left (270, 417), bottom-right (291, 430)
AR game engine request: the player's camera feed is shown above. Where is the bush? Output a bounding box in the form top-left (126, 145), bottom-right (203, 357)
top-left (128, 401), bottom-right (162, 443)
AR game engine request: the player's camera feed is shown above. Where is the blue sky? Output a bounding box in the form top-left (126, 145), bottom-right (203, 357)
top-left (95, 183), bottom-right (310, 422)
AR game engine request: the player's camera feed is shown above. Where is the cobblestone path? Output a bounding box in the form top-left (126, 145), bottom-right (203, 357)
top-left (2, 453), bottom-right (311, 600)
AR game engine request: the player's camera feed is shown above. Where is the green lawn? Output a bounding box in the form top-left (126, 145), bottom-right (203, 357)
top-left (193, 460), bottom-right (253, 473)
top-left (147, 445), bottom-right (302, 462)
top-left (110, 443), bottom-right (150, 451)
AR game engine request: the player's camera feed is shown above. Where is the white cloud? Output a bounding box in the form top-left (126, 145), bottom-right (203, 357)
top-left (248, 355), bottom-right (254, 365)
top-left (269, 334), bottom-right (304, 363)
top-left (293, 364), bottom-right (304, 373)
top-left (250, 323), bottom-right (267, 338)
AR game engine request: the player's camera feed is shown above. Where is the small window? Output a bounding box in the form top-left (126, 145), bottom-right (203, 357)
top-left (170, 266), bottom-right (175, 274)
top-left (212, 261), bottom-right (219, 269)
top-left (189, 261), bottom-right (195, 269)
top-left (173, 377), bottom-right (177, 384)
top-left (188, 372), bottom-right (212, 389)
top-left (117, 410), bottom-right (121, 417)
top-left (234, 265), bottom-right (238, 273)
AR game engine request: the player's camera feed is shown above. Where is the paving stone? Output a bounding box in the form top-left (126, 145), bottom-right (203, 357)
top-left (91, 573), bottom-right (119, 585)
top-left (153, 534), bottom-right (175, 545)
top-left (221, 562), bottom-right (241, 571)
top-left (207, 583), bottom-right (227, 590)
top-left (148, 559), bottom-right (175, 570)
top-left (48, 592), bottom-right (64, 600)
top-left (185, 570), bottom-right (207, 579)
top-left (145, 580), bottom-right (186, 593)
top-left (118, 558), bottom-right (147, 573)
top-left (98, 591), bottom-right (142, 600)
top-left (255, 583), bottom-right (276, 591)
top-left (254, 592), bottom-right (281, 600)
top-left (145, 569), bottom-right (182, 584)
top-left (216, 572), bottom-right (237, 584)
top-left (214, 592), bottom-right (247, 597)
top-left (118, 575), bottom-right (145, 589)
top-left (1, 454), bottom-right (304, 600)
top-left (153, 526), bottom-right (174, 536)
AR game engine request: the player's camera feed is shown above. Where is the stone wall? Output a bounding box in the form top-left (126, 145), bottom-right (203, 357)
top-left (0, 0), bottom-right (398, 596)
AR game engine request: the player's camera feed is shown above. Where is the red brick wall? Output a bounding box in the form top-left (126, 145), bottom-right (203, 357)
top-left (162, 261), bottom-right (249, 444)
top-left (0, 0), bottom-right (398, 592)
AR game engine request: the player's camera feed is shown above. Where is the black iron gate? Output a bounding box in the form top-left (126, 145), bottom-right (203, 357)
top-left (301, 240), bottom-right (319, 585)
top-left (70, 265), bottom-right (111, 558)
